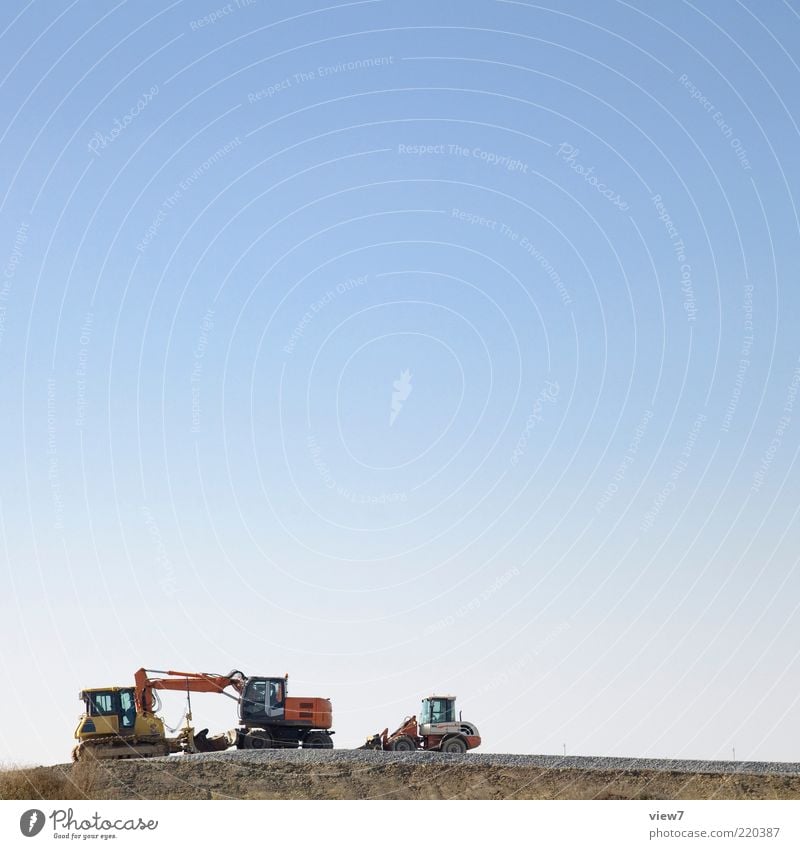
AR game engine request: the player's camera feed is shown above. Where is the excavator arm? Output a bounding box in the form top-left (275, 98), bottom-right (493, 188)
top-left (134, 668), bottom-right (246, 714)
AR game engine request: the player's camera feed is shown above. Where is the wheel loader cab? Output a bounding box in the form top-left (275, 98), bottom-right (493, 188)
top-left (418, 695), bottom-right (462, 739)
top-left (76, 687), bottom-right (137, 739)
top-left (420, 696), bottom-right (455, 727)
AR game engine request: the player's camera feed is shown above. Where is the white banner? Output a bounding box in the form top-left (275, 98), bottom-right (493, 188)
top-left (1, 800), bottom-right (798, 848)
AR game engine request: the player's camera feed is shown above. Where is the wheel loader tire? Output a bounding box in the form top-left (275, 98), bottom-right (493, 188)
top-left (242, 730), bottom-right (273, 750)
top-left (441, 735), bottom-right (467, 754)
top-left (390, 735), bottom-right (417, 752)
top-left (302, 731), bottom-right (333, 749)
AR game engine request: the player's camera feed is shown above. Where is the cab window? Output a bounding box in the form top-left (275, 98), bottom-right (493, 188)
top-left (120, 690), bottom-right (136, 727)
top-left (430, 699), bottom-right (454, 724)
top-left (89, 693), bottom-right (115, 716)
top-left (243, 681), bottom-right (266, 716)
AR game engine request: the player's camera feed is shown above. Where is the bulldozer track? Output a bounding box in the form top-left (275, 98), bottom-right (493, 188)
top-left (72, 739), bottom-right (170, 762)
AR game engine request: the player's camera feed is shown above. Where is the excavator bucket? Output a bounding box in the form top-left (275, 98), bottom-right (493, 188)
top-left (193, 728), bottom-right (234, 753)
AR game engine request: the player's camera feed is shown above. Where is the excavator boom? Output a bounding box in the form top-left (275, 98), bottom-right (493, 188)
top-left (134, 668), bottom-right (246, 713)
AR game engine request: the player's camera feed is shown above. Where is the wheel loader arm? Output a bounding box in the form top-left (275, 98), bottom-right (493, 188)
top-left (386, 716), bottom-right (418, 744)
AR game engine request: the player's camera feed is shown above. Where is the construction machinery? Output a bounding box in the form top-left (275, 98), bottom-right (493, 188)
top-left (72, 668), bottom-right (334, 761)
top-left (362, 694), bottom-right (481, 754)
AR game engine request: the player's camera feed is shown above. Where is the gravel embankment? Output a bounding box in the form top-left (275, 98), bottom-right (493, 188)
top-left (166, 748), bottom-right (800, 777)
top-left (13, 748), bottom-right (799, 800)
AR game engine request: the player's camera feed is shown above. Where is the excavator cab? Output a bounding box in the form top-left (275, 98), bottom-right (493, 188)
top-left (235, 674), bottom-right (333, 748)
top-left (239, 676), bottom-right (287, 722)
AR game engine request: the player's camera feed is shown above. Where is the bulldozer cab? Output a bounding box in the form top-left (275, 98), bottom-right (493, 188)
top-left (419, 696), bottom-right (456, 727)
top-left (78, 687), bottom-right (137, 738)
top-left (239, 676), bottom-right (286, 723)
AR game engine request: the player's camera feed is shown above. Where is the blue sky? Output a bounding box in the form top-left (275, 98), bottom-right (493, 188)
top-left (1, 0), bottom-right (800, 765)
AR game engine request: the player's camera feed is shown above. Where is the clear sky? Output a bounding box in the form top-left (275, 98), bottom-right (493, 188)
top-left (1, 0), bottom-right (799, 766)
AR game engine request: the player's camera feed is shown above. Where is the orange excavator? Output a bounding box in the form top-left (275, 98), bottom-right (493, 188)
top-left (72, 667), bottom-right (334, 761)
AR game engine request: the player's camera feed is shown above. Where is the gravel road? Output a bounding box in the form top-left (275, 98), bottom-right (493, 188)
top-left (176, 748), bottom-right (800, 776)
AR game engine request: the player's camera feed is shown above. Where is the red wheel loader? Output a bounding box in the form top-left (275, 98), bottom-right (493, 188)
top-left (362, 694), bottom-right (481, 753)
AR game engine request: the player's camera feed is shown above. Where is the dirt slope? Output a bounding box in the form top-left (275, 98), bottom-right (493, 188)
top-left (3, 754), bottom-right (800, 800)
